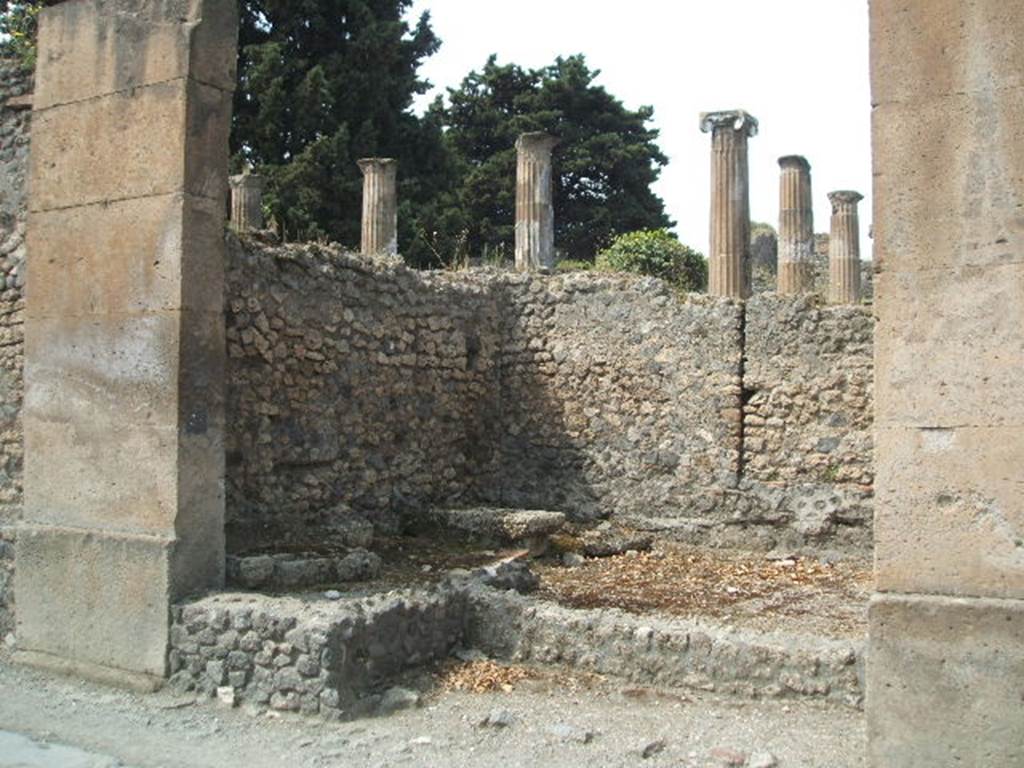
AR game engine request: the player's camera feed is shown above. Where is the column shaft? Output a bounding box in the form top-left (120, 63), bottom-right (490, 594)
top-left (827, 191), bottom-right (863, 304)
top-left (701, 111), bottom-right (758, 298)
top-left (229, 173), bottom-right (265, 232)
top-left (358, 158), bottom-right (398, 256)
top-left (777, 156), bottom-right (814, 294)
top-left (515, 132), bottom-right (558, 271)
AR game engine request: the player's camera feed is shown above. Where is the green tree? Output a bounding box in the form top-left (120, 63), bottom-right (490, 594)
top-left (435, 54), bottom-right (673, 263)
top-left (596, 229), bottom-right (707, 292)
top-left (234, 1), bottom-right (452, 248)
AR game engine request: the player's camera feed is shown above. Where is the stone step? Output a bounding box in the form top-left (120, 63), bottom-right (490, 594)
top-left (431, 507), bottom-right (566, 554)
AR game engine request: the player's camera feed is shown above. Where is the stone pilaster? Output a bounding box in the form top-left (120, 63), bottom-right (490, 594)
top-left (869, 1), bottom-right (1024, 765)
top-left (229, 170), bottom-right (265, 232)
top-left (357, 158), bottom-right (398, 256)
top-left (827, 191), bottom-right (863, 304)
top-left (515, 132), bottom-right (559, 271)
top-left (777, 155), bottom-right (814, 294)
top-left (701, 110), bottom-right (758, 298)
top-left (16, 0), bottom-right (237, 689)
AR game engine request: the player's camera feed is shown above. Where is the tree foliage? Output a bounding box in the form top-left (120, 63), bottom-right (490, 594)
top-left (0, 1), bottom-right (49, 69)
top-left (596, 229), bottom-right (707, 292)
top-left (234, 1), bottom-right (450, 248)
top-left (432, 55), bottom-right (673, 264)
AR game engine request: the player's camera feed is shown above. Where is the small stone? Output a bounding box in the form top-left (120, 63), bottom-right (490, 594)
top-left (479, 709), bottom-right (515, 728)
top-left (562, 552), bottom-right (585, 568)
top-left (641, 738), bottom-right (667, 759)
top-left (216, 686), bottom-right (236, 708)
top-left (710, 746), bottom-right (749, 766)
top-left (749, 752), bottom-right (779, 768)
top-left (3, 632), bottom-right (15, 648)
top-left (409, 736), bottom-right (432, 747)
top-left (324, 590), bottom-right (342, 600)
top-left (546, 723), bottom-right (595, 744)
top-left (378, 687), bottom-right (420, 715)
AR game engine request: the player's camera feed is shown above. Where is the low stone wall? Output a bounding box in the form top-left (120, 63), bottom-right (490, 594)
top-left (467, 588), bottom-right (864, 708)
top-left (168, 588), bottom-right (467, 718)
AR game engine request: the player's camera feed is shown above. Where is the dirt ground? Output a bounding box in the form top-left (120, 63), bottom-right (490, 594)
top-left (0, 654), bottom-right (867, 768)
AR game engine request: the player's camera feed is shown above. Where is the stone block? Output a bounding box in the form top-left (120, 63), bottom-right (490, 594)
top-left (23, 309), bottom-right (224, 540)
top-left (874, 425), bottom-right (1024, 600)
top-left (867, 593), bottom-right (1024, 767)
top-left (26, 194), bottom-right (226, 319)
top-left (14, 525), bottom-right (175, 684)
top-left (871, 95), bottom-right (1024, 276)
top-left (874, 262), bottom-right (1024, 428)
top-left (29, 78), bottom-right (233, 212)
top-left (34, 0), bottom-right (238, 110)
top-left (870, 0), bottom-right (1024, 106)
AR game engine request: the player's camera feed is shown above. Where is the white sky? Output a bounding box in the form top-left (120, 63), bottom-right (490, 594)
top-left (406, 0), bottom-right (873, 259)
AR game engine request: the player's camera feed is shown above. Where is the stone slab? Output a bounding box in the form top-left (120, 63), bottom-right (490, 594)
top-left (14, 525), bottom-right (175, 680)
top-left (867, 593), bottom-right (1024, 767)
top-left (874, 261), bottom-right (1024, 428)
top-left (435, 508), bottom-right (566, 542)
top-left (29, 78), bottom-right (233, 212)
top-left (870, 0), bottom-right (1024, 106)
top-left (22, 309), bottom-right (224, 538)
top-left (870, 94), bottom-right (1024, 276)
top-left (26, 193), bottom-right (225, 319)
top-left (874, 425), bottom-right (1024, 599)
top-left (34, 0), bottom-right (238, 110)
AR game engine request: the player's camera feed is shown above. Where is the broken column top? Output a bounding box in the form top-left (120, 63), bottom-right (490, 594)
top-left (828, 190), bottom-right (864, 207)
top-left (778, 155), bottom-right (811, 171)
top-left (515, 132), bottom-right (560, 153)
top-left (229, 168), bottom-right (264, 188)
top-left (699, 110), bottom-right (759, 137)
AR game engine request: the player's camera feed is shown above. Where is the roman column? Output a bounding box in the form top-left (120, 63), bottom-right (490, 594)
top-left (229, 170), bottom-right (265, 232)
top-left (15, 0), bottom-right (237, 688)
top-left (357, 158), bottom-right (398, 256)
top-left (700, 110), bottom-right (758, 298)
top-left (827, 190), bottom-right (863, 304)
top-left (515, 132), bottom-right (559, 271)
top-left (777, 155), bottom-right (814, 293)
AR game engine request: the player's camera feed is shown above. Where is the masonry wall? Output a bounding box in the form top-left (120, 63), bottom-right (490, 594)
top-left (224, 238), bottom-right (503, 552)
top-left (0, 62), bottom-right (31, 642)
top-left (225, 238), bottom-right (875, 555)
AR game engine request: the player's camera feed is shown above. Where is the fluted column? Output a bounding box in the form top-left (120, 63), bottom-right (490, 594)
top-left (777, 155), bottom-right (814, 294)
top-left (515, 132), bottom-right (559, 271)
top-left (357, 158), bottom-right (398, 256)
top-left (827, 190), bottom-right (864, 304)
top-left (701, 110), bottom-right (758, 298)
top-left (229, 170), bottom-right (265, 232)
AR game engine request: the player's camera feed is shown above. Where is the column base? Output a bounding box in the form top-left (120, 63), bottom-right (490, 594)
top-left (867, 592), bottom-right (1024, 767)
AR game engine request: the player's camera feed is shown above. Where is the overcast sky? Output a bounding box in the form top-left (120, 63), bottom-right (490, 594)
top-left (406, 0), bottom-right (873, 259)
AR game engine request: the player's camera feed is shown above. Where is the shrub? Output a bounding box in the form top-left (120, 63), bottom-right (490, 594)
top-left (596, 229), bottom-right (707, 292)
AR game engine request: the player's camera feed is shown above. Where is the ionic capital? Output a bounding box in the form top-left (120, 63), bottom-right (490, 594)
top-left (699, 110), bottom-right (759, 137)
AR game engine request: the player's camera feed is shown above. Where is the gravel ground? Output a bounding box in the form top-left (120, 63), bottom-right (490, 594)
top-left (0, 654), bottom-right (866, 768)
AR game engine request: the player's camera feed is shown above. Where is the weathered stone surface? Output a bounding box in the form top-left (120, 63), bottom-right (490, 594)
top-left (15, 0), bottom-right (237, 685)
top-left (867, 594), bottom-right (1024, 767)
top-left (358, 158), bottom-right (398, 256)
top-left (868, 0), bottom-right (1024, 762)
top-left (437, 508), bottom-right (565, 543)
top-left (701, 110), bottom-right (757, 298)
top-left (514, 132), bottom-right (558, 271)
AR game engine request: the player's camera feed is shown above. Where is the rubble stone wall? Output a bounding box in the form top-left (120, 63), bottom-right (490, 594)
top-left (225, 239), bottom-right (875, 554)
top-left (0, 61), bottom-right (31, 641)
top-left (224, 238), bottom-right (503, 551)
